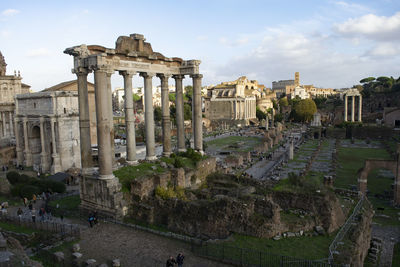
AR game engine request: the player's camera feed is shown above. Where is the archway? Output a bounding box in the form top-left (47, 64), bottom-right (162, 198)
top-left (358, 159), bottom-right (400, 205)
top-left (29, 125), bottom-right (41, 167)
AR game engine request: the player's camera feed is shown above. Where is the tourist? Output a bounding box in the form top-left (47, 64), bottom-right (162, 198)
top-left (32, 194), bottom-right (37, 204)
top-left (17, 207), bottom-right (23, 219)
top-left (23, 197), bottom-right (28, 207)
top-left (166, 256), bottom-right (177, 267)
top-left (39, 207), bottom-right (46, 222)
top-left (31, 208), bottom-right (36, 222)
top-left (176, 253), bottom-right (184, 267)
top-left (88, 213), bottom-right (95, 227)
top-left (28, 202), bottom-right (33, 211)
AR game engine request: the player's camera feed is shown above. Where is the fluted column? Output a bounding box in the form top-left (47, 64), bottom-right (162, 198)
top-left (9, 112), bottom-right (13, 136)
top-left (351, 95), bottom-right (355, 122)
top-left (191, 74), bottom-right (203, 153)
top-left (94, 67), bottom-right (114, 178)
top-left (39, 117), bottom-right (49, 172)
top-left (22, 117), bottom-right (32, 167)
top-left (106, 70), bottom-right (116, 166)
top-left (120, 70), bottom-right (137, 164)
top-left (158, 74), bottom-right (172, 156)
top-left (141, 72), bottom-right (156, 160)
top-left (14, 117), bottom-right (23, 166)
top-left (50, 117), bottom-right (61, 174)
top-left (2, 112), bottom-right (6, 137)
top-left (173, 75), bottom-right (185, 152)
top-left (74, 67), bottom-right (93, 174)
top-left (358, 95), bottom-right (362, 122)
top-left (344, 95), bottom-right (348, 122)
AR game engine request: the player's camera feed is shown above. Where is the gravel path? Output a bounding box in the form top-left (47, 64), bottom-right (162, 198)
top-left (79, 222), bottom-right (231, 266)
top-left (372, 225), bottom-right (400, 267)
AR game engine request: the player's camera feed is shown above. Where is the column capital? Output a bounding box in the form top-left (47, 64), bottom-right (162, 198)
top-left (22, 116), bottom-right (28, 123)
top-left (39, 116), bottom-right (45, 123)
top-left (91, 64), bottom-right (111, 73)
top-left (190, 74), bottom-right (203, 79)
top-left (140, 72), bottom-right (155, 78)
top-left (157, 73), bottom-right (172, 80)
top-left (119, 70), bottom-right (136, 77)
top-left (72, 67), bottom-right (90, 76)
top-left (172, 74), bottom-right (185, 80)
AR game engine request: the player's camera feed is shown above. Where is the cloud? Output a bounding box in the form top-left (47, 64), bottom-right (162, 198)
top-left (218, 36), bottom-right (249, 47)
top-left (26, 48), bottom-right (52, 57)
top-left (365, 43), bottom-right (400, 57)
top-left (334, 12), bottom-right (400, 41)
top-left (1, 9), bottom-right (20, 16)
top-left (196, 35), bottom-right (208, 41)
top-left (332, 1), bottom-right (372, 14)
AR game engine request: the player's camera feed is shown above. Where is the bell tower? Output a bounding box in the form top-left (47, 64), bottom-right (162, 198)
top-left (294, 72), bottom-right (300, 86)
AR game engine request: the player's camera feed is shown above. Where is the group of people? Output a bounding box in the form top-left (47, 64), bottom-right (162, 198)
top-left (166, 253), bottom-right (184, 267)
top-left (21, 192), bottom-right (54, 222)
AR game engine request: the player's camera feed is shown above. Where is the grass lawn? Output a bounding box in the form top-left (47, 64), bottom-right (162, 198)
top-left (393, 243), bottom-right (400, 267)
top-left (220, 233), bottom-right (334, 260)
top-left (114, 162), bottom-right (166, 192)
top-left (0, 195), bottom-right (21, 206)
top-left (48, 195), bottom-right (81, 218)
top-left (31, 239), bottom-right (78, 267)
top-left (206, 136), bottom-right (263, 152)
top-left (0, 221), bottom-right (38, 234)
top-left (335, 147), bottom-right (392, 189)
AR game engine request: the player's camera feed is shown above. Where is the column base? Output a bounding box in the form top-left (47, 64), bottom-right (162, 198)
top-left (146, 155), bottom-right (157, 161)
top-left (162, 152), bottom-right (172, 157)
top-left (82, 167), bottom-right (96, 176)
top-left (126, 160), bottom-right (139, 166)
top-left (177, 148), bottom-right (186, 153)
top-left (40, 153), bottom-right (50, 173)
top-left (51, 154), bottom-right (61, 174)
top-left (99, 174), bottom-right (115, 180)
top-left (196, 150), bottom-right (205, 156)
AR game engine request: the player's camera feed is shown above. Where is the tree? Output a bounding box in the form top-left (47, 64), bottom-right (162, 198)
top-left (183, 103), bottom-right (192, 120)
top-left (279, 97), bottom-right (289, 107)
top-left (256, 106), bottom-right (266, 121)
top-left (154, 106), bottom-right (162, 123)
top-left (184, 86), bottom-right (193, 103)
top-left (293, 99), bottom-right (317, 122)
top-left (360, 77), bottom-right (375, 84)
top-left (169, 93), bottom-right (176, 102)
top-left (313, 96), bottom-right (327, 109)
top-left (133, 94), bottom-right (141, 102)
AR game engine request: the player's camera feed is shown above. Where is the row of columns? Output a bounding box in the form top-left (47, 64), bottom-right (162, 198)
top-left (344, 95), bottom-right (362, 122)
top-left (0, 111), bottom-right (14, 137)
top-left (231, 99), bottom-right (256, 120)
top-left (76, 66), bottom-right (203, 179)
top-left (14, 116), bottom-right (60, 173)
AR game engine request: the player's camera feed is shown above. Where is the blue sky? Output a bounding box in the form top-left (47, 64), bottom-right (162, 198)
top-left (1, 0), bottom-right (400, 91)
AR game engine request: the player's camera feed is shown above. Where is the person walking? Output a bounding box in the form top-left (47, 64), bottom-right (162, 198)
top-left (17, 208), bottom-right (23, 220)
top-left (176, 253), bottom-right (184, 267)
top-left (31, 208), bottom-right (36, 222)
top-left (166, 256), bottom-right (176, 267)
top-left (32, 194), bottom-right (37, 204)
top-left (88, 213), bottom-right (94, 228)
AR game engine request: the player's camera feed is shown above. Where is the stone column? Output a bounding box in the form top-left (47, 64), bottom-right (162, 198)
top-left (120, 70), bottom-right (137, 164)
top-left (2, 112), bottom-right (6, 137)
top-left (75, 67), bottom-right (93, 174)
top-left (191, 74), bottom-right (203, 153)
top-left (351, 95), bottom-right (355, 122)
top-left (344, 95), bottom-right (348, 122)
top-left (106, 70), bottom-right (116, 166)
top-left (50, 117), bottom-right (61, 174)
top-left (141, 72), bottom-right (156, 160)
top-left (173, 75), bottom-right (185, 152)
top-left (266, 114), bottom-right (269, 130)
top-left (94, 67), bottom-right (114, 178)
top-left (158, 74), bottom-right (172, 156)
top-left (289, 140), bottom-right (294, 160)
top-left (22, 117), bottom-right (32, 167)
top-left (358, 95), bottom-right (362, 122)
top-left (9, 112), bottom-right (14, 136)
top-left (39, 117), bottom-right (49, 172)
top-left (14, 118), bottom-right (23, 166)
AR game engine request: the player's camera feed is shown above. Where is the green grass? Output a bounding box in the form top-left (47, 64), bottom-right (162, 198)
top-left (0, 195), bottom-right (21, 206)
top-left (206, 136), bottom-right (263, 152)
top-left (335, 147), bottom-right (392, 189)
top-left (392, 243), bottom-right (400, 267)
top-left (31, 239), bottom-right (78, 267)
top-left (0, 221), bottom-right (38, 234)
top-left (114, 162), bottom-right (166, 192)
top-left (220, 233), bottom-right (334, 260)
top-left (48, 195), bottom-right (81, 218)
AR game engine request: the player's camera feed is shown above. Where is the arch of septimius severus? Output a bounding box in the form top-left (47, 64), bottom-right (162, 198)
top-left (64, 34), bottom-right (203, 216)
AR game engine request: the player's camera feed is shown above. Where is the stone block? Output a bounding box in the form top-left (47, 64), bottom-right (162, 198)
top-left (72, 243), bottom-right (80, 252)
top-left (112, 259), bottom-right (121, 267)
top-left (53, 251), bottom-right (64, 262)
top-left (86, 259), bottom-right (96, 266)
top-left (72, 252), bottom-right (82, 259)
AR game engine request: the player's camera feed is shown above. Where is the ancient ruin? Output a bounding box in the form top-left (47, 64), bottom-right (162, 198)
top-left (343, 88), bottom-right (362, 122)
top-left (64, 34), bottom-right (203, 216)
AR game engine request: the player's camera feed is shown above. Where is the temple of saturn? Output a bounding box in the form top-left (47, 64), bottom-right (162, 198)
top-left (343, 88), bottom-right (362, 122)
top-left (64, 34), bottom-right (203, 216)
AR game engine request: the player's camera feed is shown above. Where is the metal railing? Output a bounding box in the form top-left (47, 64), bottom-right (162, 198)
top-left (0, 213), bottom-right (81, 238)
top-left (328, 195), bottom-right (365, 263)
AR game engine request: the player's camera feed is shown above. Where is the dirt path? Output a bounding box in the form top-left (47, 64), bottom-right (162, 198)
top-left (79, 222), bottom-right (231, 266)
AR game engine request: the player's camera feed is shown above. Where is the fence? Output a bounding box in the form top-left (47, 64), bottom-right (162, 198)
top-left (0, 213), bottom-right (81, 238)
top-left (192, 242), bottom-right (341, 267)
top-left (328, 195), bottom-right (365, 263)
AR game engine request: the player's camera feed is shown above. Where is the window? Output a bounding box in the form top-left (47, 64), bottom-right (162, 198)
top-left (64, 108), bottom-right (66, 114)
top-left (33, 103), bottom-right (36, 108)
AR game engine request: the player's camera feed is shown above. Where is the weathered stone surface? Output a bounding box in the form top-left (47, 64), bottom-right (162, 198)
top-left (315, 226), bottom-right (325, 235)
top-left (72, 252), bottom-right (82, 259)
top-left (0, 177), bottom-right (10, 195)
top-left (72, 243), bottom-right (80, 252)
top-left (85, 259), bottom-right (96, 266)
top-left (53, 251), bottom-right (64, 262)
top-left (112, 258), bottom-right (121, 267)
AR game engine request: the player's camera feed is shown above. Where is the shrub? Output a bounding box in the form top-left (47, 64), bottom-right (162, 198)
top-left (20, 185), bottom-right (41, 198)
top-left (6, 171), bottom-right (20, 185)
top-left (19, 174), bottom-right (32, 184)
top-left (35, 179), bottom-right (66, 193)
top-left (10, 184), bottom-right (25, 197)
top-left (174, 157), bottom-right (185, 168)
top-left (155, 186), bottom-right (186, 200)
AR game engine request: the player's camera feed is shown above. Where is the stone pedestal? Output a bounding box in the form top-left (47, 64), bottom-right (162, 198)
top-left (79, 174), bottom-right (127, 219)
top-left (51, 154), bottom-right (61, 174)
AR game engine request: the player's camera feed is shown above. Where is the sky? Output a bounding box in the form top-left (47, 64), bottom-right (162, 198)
top-left (1, 0), bottom-right (400, 92)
